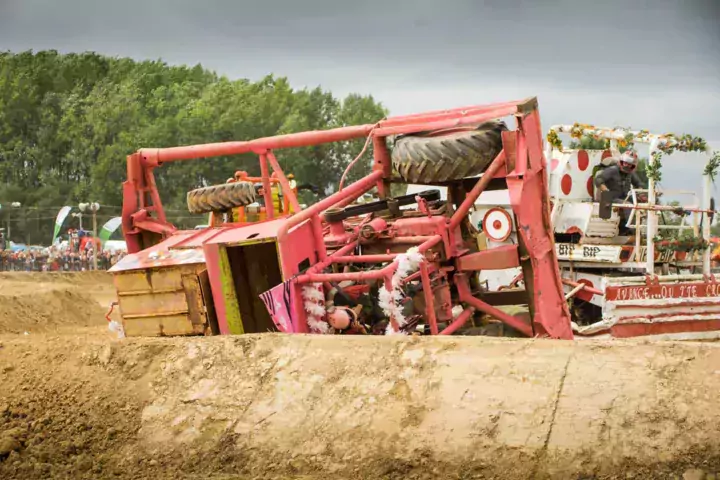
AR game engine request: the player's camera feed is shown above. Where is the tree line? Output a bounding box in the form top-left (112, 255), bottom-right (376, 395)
top-left (0, 50), bottom-right (387, 245)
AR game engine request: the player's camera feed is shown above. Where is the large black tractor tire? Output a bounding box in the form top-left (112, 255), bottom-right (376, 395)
top-left (187, 181), bottom-right (257, 214)
top-left (391, 120), bottom-right (508, 183)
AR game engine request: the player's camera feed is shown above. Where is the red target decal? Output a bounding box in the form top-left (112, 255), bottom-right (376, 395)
top-left (482, 208), bottom-right (513, 242)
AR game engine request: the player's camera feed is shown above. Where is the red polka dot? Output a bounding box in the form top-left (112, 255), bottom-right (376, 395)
top-left (549, 158), bottom-right (559, 171)
top-left (561, 174), bottom-right (573, 195)
top-left (601, 150), bottom-right (612, 160)
top-left (577, 150), bottom-right (589, 171)
top-left (587, 177), bottom-right (594, 197)
top-left (493, 220), bottom-right (502, 230)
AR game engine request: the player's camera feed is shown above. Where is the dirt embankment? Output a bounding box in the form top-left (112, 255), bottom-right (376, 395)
top-left (1, 331), bottom-right (720, 479)
top-left (0, 272), bottom-right (719, 479)
top-left (0, 271), bottom-right (113, 334)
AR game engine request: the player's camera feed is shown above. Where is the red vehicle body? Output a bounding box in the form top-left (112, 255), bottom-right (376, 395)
top-left (112, 97), bottom-right (575, 339)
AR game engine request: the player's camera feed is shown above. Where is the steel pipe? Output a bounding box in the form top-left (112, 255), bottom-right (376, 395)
top-left (420, 261), bottom-right (439, 335)
top-left (439, 307), bottom-right (476, 335)
top-left (456, 275), bottom-right (533, 337)
top-left (561, 278), bottom-right (603, 296)
top-left (379, 100), bottom-right (523, 128)
top-left (266, 151), bottom-right (302, 213)
top-left (449, 150), bottom-right (507, 230)
top-left (259, 153), bottom-right (274, 219)
top-left (277, 170), bottom-right (383, 278)
top-left (331, 254), bottom-right (399, 263)
top-left (138, 125), bottom-right (375, 165)
top-left (374, 107), bottom-right (518, 137)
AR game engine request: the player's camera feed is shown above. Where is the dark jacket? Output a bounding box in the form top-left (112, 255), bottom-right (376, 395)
top-left (594, 165), bottom-right (644, 200)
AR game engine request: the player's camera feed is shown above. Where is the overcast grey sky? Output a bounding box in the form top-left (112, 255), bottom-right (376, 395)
top-left (1, 0), bottom-right (719, 194)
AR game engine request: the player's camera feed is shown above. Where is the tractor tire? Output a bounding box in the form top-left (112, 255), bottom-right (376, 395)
top-left (391, 120), bottom-right (508, 183)
top-left (187, 181), bottom-right (257, 214)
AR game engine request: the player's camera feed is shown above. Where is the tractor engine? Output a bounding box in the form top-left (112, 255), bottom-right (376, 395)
top-left (311, 189), bottom-right (463, 335)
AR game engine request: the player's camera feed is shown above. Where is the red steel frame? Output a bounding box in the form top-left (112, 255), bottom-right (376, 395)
top-left (121, 97), bottom-right (574, 339)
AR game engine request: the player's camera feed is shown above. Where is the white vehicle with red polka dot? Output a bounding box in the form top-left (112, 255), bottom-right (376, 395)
top-left (409, 124), bottom-right (720, 340)
top-left (544, 124), bottom-right (719, 339)
top-left (408, 122), bottom-right (720, 340)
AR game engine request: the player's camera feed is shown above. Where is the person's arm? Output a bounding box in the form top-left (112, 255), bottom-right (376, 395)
top-left (594, 168), bottom-right (612, 192)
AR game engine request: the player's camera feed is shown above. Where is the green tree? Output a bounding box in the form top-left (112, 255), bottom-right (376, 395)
top-left (0, 50), bottom-right (387, 243)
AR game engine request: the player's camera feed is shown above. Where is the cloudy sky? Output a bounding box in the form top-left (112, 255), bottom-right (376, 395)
top-left (1, 0), bottom-right (719, 194)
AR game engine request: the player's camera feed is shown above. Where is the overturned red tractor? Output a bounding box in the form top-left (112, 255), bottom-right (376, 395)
top-left (111, 97), bottom-right (574, 339)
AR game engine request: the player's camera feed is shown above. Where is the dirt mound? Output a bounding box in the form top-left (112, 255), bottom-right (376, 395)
top-left (1, 333), bottom-right (719, 479)
top-left (0, 272), bottom-right (113, 334)
top-left (0, 271), bottom-right (111, 285)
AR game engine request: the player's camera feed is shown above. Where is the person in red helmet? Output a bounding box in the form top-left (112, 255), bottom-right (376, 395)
top-left (594, 149), bottom-right (646, 234)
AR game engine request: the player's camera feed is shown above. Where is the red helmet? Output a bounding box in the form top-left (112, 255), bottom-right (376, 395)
top-left (619, 150), bottom-right (638, 173)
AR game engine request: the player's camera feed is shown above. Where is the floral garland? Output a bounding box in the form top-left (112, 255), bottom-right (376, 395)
top-left (547, 123), bottom-right (636, 152)
top-left (546, 124), bottom-right (714, 184)
top-left (646, 133), bottom-right (709, 183)
top-left (704, 151), bottom-right (720, 182)
top-left (646, 151), bottom-right (663, 183)
top-left (546, 129), bottom-right (563, 151)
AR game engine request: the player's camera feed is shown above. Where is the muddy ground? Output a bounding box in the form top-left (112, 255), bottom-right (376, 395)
top-left (0, 272), bottom-right (719, 479)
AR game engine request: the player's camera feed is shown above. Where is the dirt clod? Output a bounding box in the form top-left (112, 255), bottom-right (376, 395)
top-left (0, 436), bottom-right (22, 457)
top-left (683, 469), bottom-right (708, 480)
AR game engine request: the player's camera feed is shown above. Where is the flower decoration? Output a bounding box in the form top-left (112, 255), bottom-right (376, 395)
top-left (704, 151), bottom-right (720, 182)
top-left (547, 124), bottom-right (713, 184)
top-left (546, 129), bottom-right (563, 151)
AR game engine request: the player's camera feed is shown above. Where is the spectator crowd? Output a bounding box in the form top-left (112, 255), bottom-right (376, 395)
top-left (0, 247), bottom-right (126, 271)
top-left (0, 231), bottom-right (126, 272)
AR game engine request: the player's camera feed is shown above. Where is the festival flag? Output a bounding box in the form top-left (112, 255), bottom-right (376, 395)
top-left (98, 217), bottom-right (123, 245)
top-left (52, 206), bottom-right (72, 244)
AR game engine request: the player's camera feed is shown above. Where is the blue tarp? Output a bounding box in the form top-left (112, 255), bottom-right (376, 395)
top-left (9, 242), bottom-right (27, 252)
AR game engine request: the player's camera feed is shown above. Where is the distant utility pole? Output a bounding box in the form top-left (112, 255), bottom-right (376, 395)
top-left (79, 202), bottom-right (101, 270)
top-left (0, 202), bottom-right (23, 240)
top-left (72, 211), bottom-right (84, 230)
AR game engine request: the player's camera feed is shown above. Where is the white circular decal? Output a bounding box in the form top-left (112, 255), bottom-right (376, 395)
top-left (483, 208), bottom-right (512, 242)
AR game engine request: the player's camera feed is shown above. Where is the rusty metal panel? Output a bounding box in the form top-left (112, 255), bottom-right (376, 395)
top-left (457, 245), bottom-right (520, 271)
top-left (502, 130), bottom-right (517, 174)
top-left (148, 267), bottom-right (187, 291)
top-left (110, 240), bottom-right (206, 273)
top-left (112, 264), bottom-right (211, 337)
top-left (113, 267), bottom-right (186, 293)
top-left (113, 270), bottom-right (152, 293)
top-left (117, 290), bottom-right (186, 317)
top-left (123, 314), bottom-right (204, 337)
top-left (573, 278), bottom-right (720, 339)
top-left (182, 273), bottom-right (207, 331)
top-left (198, 270), bottom-right (219, 335)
